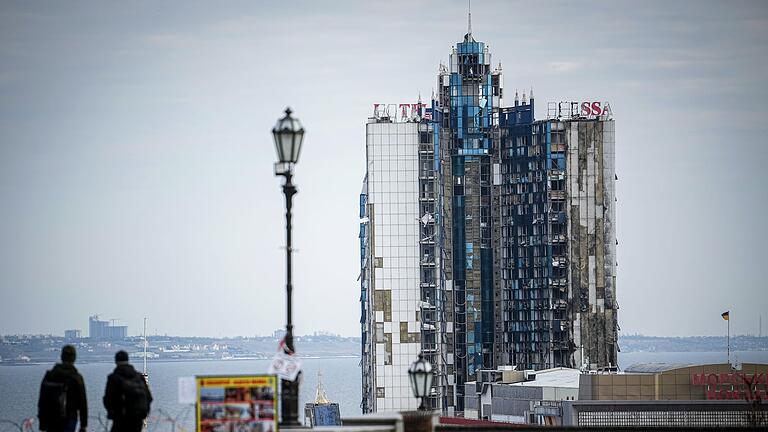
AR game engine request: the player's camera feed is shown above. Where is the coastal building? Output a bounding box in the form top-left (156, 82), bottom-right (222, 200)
top-left (88, 315), bottom-right (127, 340)
top-left (360, 21), bottom-right (617, 415)
top-left (64, 329), bottom-right (81, 339)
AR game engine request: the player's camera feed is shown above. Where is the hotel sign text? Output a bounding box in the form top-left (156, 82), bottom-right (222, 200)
top-left (547, 101), bottom-right (612, 120)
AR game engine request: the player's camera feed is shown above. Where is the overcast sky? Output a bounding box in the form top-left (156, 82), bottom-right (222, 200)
top-left (1, 1), bottom-right (766, 338)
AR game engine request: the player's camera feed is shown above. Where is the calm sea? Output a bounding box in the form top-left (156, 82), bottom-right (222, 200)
top-left (0, 357), bottom-right (360, 431)
top-left (2, 351), bottom-right (767, 430)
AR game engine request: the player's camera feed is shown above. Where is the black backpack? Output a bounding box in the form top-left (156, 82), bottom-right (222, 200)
top-left (119, 373), bottom-right (150, 420)
top-left (39, 371), bottom-right (68, 426)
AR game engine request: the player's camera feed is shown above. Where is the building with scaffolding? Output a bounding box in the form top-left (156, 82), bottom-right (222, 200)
top-left (360, 24), bottom-right (617, 416)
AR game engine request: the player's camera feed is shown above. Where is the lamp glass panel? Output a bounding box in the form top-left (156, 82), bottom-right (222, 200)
top-left (291, 131), bottom-right (304, 163)
top-left (274, 131), bottom-right (294, 163)
top-left (273, 137), bottom-right (285, 162)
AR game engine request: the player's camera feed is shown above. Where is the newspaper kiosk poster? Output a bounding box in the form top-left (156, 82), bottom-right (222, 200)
top-left (196, 375), bottom-right (278, 432)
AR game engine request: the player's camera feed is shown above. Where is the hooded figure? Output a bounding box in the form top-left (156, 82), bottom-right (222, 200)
top-left (103, 351), bottom-right (152, 432)
top-left (38, 345), bottom-right (88, 432)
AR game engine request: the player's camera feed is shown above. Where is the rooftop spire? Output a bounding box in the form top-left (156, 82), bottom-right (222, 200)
top-left (463, 0), bottom-right (475, 42)
top-left (314, 371), bottom-right (331, 404)
top-left (468, 0), bottom-right (472, 36)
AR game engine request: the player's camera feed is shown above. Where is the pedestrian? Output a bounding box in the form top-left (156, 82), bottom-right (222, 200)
top-left (37, 345), bottom-right (88, 432)
top-left (103, 350), bottom-right (152, 432)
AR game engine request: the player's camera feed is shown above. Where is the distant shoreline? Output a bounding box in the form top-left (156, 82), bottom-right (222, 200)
top-left (0, 354), bottom-right (361, 367)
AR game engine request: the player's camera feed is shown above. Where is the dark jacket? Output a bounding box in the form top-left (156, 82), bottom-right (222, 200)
top-left (38, 362), bottom-right (88, 429)
top-left (103, 363), bottom-right (153, 421)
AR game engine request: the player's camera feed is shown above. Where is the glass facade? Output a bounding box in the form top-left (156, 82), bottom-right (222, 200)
top-left (361, 29), bottom-right (617, 416)
top-left (436, 32), bottom-right (503, 413)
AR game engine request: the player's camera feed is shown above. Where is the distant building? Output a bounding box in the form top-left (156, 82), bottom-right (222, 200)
top-left (64, 329), bottom-right (81, 339)
top-left (107, 325), bottom-right (127, 339)
top-left (89, 315), bottom-right (127, 340)
top-left (273, 329), bottom-right (286, 340)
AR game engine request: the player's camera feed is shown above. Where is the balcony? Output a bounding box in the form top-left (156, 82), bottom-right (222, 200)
top-left (419, 191), bottom-right (435, 201)
top-left (550, 278), bottom-right (567, 287)
top-left (550, 234), bottom-right (567, 244)
top-left (550, 143), bottom-right (566, 153)
top-left (549, 212), bottom-right (566, 223)
top-left (420, 257), bottom-right (436, 267)
top-left (549, 190), bottom-right (566, 201)
top-left (549, 169), bottom-right (565, 179)
top-left (421, 342), bottom-right (438, 353)
top-left (419, 144), bottom-right (434, 154)
top-left (419, 171), bottom-right (436, 180)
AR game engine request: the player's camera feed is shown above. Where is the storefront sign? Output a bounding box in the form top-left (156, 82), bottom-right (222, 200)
top-left (692, 372), bottom-right (768, 400)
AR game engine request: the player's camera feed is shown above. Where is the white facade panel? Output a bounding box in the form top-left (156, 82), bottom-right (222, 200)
top-left (365, 120), bottom-right (423, 412)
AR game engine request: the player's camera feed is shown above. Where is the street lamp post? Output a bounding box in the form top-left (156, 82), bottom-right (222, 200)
top-left (272, 107), bottom-right (305, 427)
top-left (408, 353), bottom-right (434, 411)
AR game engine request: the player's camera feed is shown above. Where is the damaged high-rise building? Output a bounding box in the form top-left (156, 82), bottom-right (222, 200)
top-left (498, 101), bottom-right (617, 373)
top-left (360, 24), bottom-right (617, 416)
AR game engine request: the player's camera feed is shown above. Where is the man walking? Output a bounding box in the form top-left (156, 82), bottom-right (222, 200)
top-left (38, 345), bottom-right (88, 432)
top-left (103, 351), bottom-right (152, 432)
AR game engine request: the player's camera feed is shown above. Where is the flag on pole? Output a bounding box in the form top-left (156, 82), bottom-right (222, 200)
top-left (721, 311), bottom-right (730, 321)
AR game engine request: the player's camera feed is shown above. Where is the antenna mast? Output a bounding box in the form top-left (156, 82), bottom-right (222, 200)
top-left (143, 317), bottom-right (148, 375)
top-left (468, 0), bottom-right (472, 35)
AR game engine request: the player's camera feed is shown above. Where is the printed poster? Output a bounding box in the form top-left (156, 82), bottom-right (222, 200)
top-left (196, 375), bottom-right (278, 432)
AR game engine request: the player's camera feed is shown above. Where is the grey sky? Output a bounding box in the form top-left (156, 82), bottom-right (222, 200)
top-left (1, 1), bottom-right (766, 338)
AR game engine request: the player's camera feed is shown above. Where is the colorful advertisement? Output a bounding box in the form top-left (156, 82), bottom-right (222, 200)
top-left (196, 375), bottom-right (278, 432)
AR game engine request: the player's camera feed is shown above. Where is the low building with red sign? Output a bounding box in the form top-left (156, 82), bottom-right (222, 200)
top-left (461, 362), bottom-right (768, 427)
top-left (568, 362), bottom-right (768, 427)
top-left (579, 362), bottom-right (768, 401)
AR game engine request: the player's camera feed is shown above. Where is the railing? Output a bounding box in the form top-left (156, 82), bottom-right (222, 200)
top-left (550, 234), bottom-right (567, 244)
top-left (549, 190), bottom-right (566, 200)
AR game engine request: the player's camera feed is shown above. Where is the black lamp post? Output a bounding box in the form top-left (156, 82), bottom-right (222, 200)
top-left (408, 353), bottom-right (434, 411)
top-left (272, 107), bottom-right (305, 427)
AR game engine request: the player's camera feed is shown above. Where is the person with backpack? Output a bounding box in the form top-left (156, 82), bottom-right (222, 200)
top-left (103, 350), bottom-right (152, 432)
top-left (37, 345), bottom-right (88, 432)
